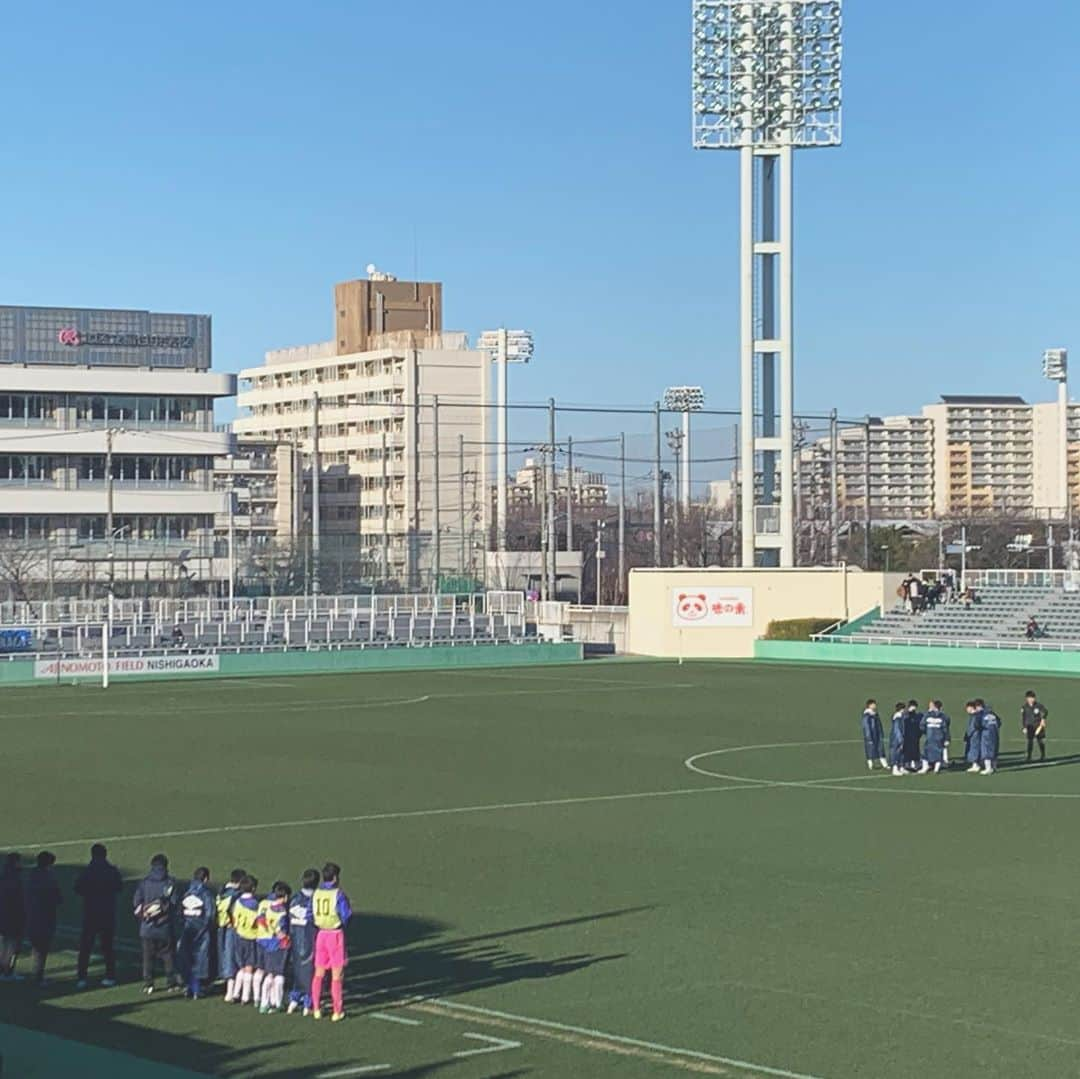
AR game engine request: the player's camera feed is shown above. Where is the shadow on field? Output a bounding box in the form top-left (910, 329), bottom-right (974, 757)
top-left (0, 855), bottom-right (634, 1076)
top-left (996, 751), bottom-right (1080, 771)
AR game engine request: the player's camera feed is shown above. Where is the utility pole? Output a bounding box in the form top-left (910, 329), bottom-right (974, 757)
top-left (547, 398), bottom-right (557, 600)
top-left (618, 432), bottom-right (626, 604)
top-left (653, 402), bottom-right (662, 567)
top-left (565, 435), bottom-right (574, 555)
top-left (829, 409), bottom-right (839, 564)
top-left (104, 426), bottom-right (116, 691)
top-left (666, 428), bottom-right (685, 565)
top-left (381, 430), bottom-right (389, 582)
top-left (311, 391), bottom-right (321, 597)
top-left (863, 415), bottom-right (872, 570)
top-left (226, 452), bottom-right (235, 611)
top-left (458, 433), bottom-right (466, 577)
top-left (432, 395), bottom-right (441, 590)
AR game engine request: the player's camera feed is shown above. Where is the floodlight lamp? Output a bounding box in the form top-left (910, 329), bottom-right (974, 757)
top-left (1043, 348), bottom-right (1068, 382)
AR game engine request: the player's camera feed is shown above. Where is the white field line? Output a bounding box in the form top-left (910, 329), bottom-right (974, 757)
top-left (453, 1032), bottom-right (522, 1058)
top-left (685, 741), bottom-right (1080, 800)
top-left (415, 998), bottom-right (827, 1079)
top-left (369, 1011), bottom-right (422, 1026)
top-left (21, 681), bottom-right (698, 722)
top-left (317, 1067), bottom-right (391, 1078)
top-left (5, 780), bottom-right (767, 851)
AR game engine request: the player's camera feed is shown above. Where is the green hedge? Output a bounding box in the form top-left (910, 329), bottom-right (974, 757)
top-left (763, 618), bottom-right (837, 641)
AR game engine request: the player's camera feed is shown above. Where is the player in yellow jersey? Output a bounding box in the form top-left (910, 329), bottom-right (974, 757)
top-left (310, 862), bottom-right (352, 1021)
top-left (229, 876), bottom-right (261, 1005)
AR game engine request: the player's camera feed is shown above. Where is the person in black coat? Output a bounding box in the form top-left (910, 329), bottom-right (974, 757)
top-left (133, 853), bottom-right (181, 993)
top-left (25, 851), bottom-right (62, 987)
top-left (75, 843), bottom-right (124, 989)
top-left (0, 852), bottom-right (25, 980)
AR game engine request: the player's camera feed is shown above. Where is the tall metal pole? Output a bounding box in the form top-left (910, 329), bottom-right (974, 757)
top-left (1059, 377), bottom-right (1069, 517)
top-left (653, 401), bottom-right (663, 567)
top-left (565, 435), bottom-right (574, 554)
top-left (381, 430), bottom-right (389, 581)
top-left (311, 392), bottom-right (321, 597)
top-left (227, 453), bottom-right (235, 611)
top-left (496, 329), bottom-right (508, 553)
top-left (432, 395), bottom-right (441, 590)
top-left (829, 409), bottom-right (839, 564)
top-left (547, 398), bottom-right (557, 600)
top-left (778, 145), bottom-right (795, 567)
top-left (618, 432), bottom-right (626, 603)
top-left (104, 426), bottom-right (115, 691)
top-left (458, 432), bottom-right (466, 576)
top-left (863, 416), bottom-right (872, 570)
top-left (739, 146), bottom-right (755, 568)
top-left (732, 421), bottom-right (740, 566)
top-left (681, 409), bottom-right (691, 513)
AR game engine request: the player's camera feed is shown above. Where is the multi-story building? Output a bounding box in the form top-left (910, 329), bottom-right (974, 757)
top-left (922, 396), bottom-right (1034, 516)
top-left (798, 414), bottom-right (935, 521)
top-left (1032, 400), bottom-right (1080, 515)
top-left (0, 304), bottom-right (233, 597)
top-left (233, 272), bottom-right (488, 586)
top-left (505, 460), bottom-right (609, 511)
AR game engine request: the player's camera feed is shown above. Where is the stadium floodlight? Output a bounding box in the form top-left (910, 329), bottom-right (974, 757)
top-left (477, 329), bottom-right (535, 556)
top-left (664, 386), bottom-right (706, 511)
top-left (692, 0), bottom-right (843, 567)
top-left (1042, 348), bottom-right (1069, 516)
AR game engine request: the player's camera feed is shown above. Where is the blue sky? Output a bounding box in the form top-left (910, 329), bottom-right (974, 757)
top-left (1, 0), bottom-right (1077, 431)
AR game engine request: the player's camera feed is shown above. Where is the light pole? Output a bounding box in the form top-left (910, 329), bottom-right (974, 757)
top-left (666, 428), bottom-right (685, 563)
top-left (693, 0), bottom-right (843, 567)
top-left (477, 329), bottom-right (534, 566)
top-left (1043, 348), bottom-right (1069, 517)
top-left (880, 543), bottom-right (890, 573)
top-left (663, 386), bottom-right (705, 514)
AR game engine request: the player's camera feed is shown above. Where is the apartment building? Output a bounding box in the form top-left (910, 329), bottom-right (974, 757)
top-left (0, 304), bottom-right (233, 596)
top-left (798, 414), bottom-right (935, 520)
top-left (922, 396), bottom-right (1034, 516)
top-left (233, 273), bottom-right (488, 585)
top-left (1032, 400), bottom-right (1080, 515)
top-left (505, 459), bottom-right (610, 511)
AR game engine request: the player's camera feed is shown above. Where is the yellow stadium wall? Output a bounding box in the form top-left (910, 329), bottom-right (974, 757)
top-left (627, 567), bottom-right (901, 659)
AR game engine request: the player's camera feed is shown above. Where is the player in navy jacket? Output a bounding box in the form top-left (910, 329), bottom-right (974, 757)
top-left (860, 700), bottom-right (888, 770)
top-left (975, 699), bottom-right (1000, 775)
top-left (286, 869), bottom-right (319, 1016)
top-left (919, 700), bottom-right (951, 773)
top-left (177, 868), bottom-right (216, 999)
top-left (889, 703), bottom-right (907, 776)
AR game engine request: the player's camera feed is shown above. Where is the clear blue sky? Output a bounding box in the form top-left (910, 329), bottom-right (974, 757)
top-left (1, 0), bottom-right (1077, 427)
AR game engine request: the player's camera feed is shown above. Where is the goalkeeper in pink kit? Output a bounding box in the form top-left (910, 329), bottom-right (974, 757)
top-left (310, 862), bottom-right (352, 1021)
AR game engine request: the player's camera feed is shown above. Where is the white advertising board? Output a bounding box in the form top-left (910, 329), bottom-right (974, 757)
top-left (34, 654), bottom-right (220, 679)
top-left (671, 587), bottom-right (753, 628)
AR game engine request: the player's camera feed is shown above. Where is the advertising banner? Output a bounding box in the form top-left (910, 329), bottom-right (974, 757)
top-left (33, 654), bottom-right (220, 679)
top-left (671, 587), bottom-right (753, 628)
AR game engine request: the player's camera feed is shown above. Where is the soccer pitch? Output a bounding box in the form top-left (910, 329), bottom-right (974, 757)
top-left (1, 660), bottom-right (1077, 1079)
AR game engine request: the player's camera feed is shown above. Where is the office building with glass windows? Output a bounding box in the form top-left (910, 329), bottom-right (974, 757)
top-left (0, 304), bottom-right (234, 596)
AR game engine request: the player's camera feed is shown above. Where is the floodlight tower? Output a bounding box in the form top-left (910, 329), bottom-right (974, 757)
top-left (663, 386), bottom-right (706, 512)
top-left (477, 329), bottom-right (534, 553)
top-left (692, 1), bottom-right (843, 567)
top-left (1043, 348), bottom-right (1069, 516)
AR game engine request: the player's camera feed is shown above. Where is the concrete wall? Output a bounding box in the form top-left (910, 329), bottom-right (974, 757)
top-left (627, 567), bottom-right (899, 659)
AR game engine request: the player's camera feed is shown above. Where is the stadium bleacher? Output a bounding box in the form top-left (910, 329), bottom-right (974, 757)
top-left (0, 593), bottom-right (527, 658)
top-left (830, 582), bottom-right (1080, 648)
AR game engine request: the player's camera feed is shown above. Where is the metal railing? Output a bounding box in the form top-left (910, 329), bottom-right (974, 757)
top-left (810, 631), bottom-right (1080, 653)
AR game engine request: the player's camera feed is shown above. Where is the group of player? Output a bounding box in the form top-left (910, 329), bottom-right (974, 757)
top-left (166, 860), bottom-right (353, 1022)
top-left (860, 689), bottom-right (1049, 777)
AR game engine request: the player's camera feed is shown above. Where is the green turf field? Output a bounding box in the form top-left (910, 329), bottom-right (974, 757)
top-left (1, 660), bottom-right (1077, 1079)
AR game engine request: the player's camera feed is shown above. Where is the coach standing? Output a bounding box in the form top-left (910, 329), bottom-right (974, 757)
top-left (1021, 690), bottom-right (1049, 763)
top-left (75, 843), bottom-right (123, 989)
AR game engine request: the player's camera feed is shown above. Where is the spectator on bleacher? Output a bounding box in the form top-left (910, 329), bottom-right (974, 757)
top-left (908, 576), bottom-right (923, 613)
top-left (171, 624), bottom-right (185, 647)
top-left (74, 843), bottom-right (123, 990)
top-left (1025, 615), bottom-right (1041, 641)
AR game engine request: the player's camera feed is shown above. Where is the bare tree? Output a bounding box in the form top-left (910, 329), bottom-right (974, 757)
top-left (0, 542), bottom-right (49, 603)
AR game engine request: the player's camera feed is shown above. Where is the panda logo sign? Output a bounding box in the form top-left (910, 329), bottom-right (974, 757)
top-left (676, 594), bottom-right (709, 621)
top-left (671, 587), bottom-right (753, 628)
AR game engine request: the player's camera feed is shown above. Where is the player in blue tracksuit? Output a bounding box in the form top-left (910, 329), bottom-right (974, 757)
top-left (889, 703), bottom-right (907, 776)
top-left (860, 700), bottom-right (888, 770)
top-left (919, 700), bottom-right (951, 773)
top-left (286, 869), bottom-right (319, 1016)
top-left (975, 698), bottom-right (1000, 775)
top-left (903, 700), bottom-right (924, 771)
top-left (177, 868), bottom-right (215, 999)
top-left (964, 701), bottom-right (983, 772)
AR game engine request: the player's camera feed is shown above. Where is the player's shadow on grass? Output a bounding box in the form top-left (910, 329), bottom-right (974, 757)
top-left (347, 906), bottom-right (643, 1009)
top-left (996, 751), bottom-right (1080, 771)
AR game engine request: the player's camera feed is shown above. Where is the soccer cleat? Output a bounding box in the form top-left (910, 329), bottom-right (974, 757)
top-left (967, 764), bottom-right (981, 773)
top-left (143, 985), bottom-right (154, 995)
top-left (312, 1009), bottom-right (322, 1020)
top-left (287, 1000), bottom-right (299, 1015)
top-left (303, 1007), bottom-right (312, 1018)
top-left (918, 762), bottom-right (930, 774)
top-left (101, 978), bottom-right (117, 988)
top-left (259, 1004), bottom-right (271, 1015)
top-left (933, 763), bottom-right (942, 774)
top-left (879, 758), bottom-right (889, 769)
top-left (866, 760), bottom-right (874, 770)
top-left (891, 766), bottom-right (904, 776)
top-left (331, 1012), bottom-right (345, 1022)
top-left (76, 979), bottom-right (88, 990)
top-left (982, 765), bottom-right (993, 775)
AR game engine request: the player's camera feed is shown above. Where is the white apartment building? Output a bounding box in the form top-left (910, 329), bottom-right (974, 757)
top-left (233, 275), bottom-right (488, 586)
top-left (505, 459), bottom-right (610, 511)
top-left (0, 305), bottom-right (233, 598)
